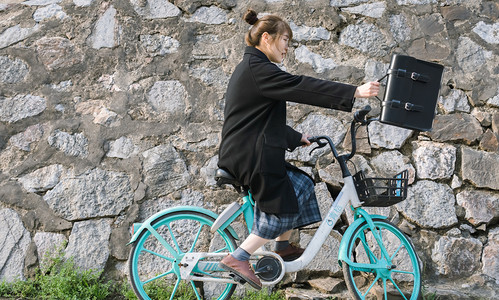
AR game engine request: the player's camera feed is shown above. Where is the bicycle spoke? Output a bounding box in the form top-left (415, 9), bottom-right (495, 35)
top-left (142, 247), bottom-right (175, 262)
top-left (188, 223), bottom-right (205, 253)
top-left (166, 223), bottom-right (182, 253)
top-left (362, 274), bottom-right (380, 298)
top-left (389, 277), bottom-right (409, 300)
top-left (383, 279), bottom-right (388, 300)
top-left (391, 242), bottom-right (404, 260)
top-left (169, 278), bottom-right (182, 300)
top-left (212, 245), bottom-right (230, 253)
top-left (359, 234), bottom-right (378, 263)
top-left (189, 280), bottom-right (202, 300)
top-left (392, 269), bottom-right (415, 276)
top-left (143, 270), bottom-right (172, 285)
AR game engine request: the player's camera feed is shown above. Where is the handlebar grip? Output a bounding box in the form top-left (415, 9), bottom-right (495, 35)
top-left (354, 105), bottom-right (372, 122)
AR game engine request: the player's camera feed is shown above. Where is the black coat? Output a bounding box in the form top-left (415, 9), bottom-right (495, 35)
top-left (218, 46), bottom-right (357, 214)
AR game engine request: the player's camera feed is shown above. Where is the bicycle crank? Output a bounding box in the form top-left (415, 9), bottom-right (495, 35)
top-left (254, 256), bottom-right (283, 283)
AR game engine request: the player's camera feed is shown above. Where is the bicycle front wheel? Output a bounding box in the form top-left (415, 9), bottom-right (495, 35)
top-left (342, 219), bottom-right (421, 300)
top-left (128, 210), bottom-right (237, 300)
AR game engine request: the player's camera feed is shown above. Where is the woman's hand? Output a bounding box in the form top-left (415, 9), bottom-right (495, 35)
top-left (354, 81), bottom-right (380, 98)
top-left (301, 134), bottom-right (311, 146)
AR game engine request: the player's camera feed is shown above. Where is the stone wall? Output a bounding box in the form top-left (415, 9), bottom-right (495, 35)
top-left (1, 0), bottom-right (498, 298)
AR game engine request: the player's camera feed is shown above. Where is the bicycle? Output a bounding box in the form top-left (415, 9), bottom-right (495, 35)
top-left (127, 105), bottom-right (422, 300)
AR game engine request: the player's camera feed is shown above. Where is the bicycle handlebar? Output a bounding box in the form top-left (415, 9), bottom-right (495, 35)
top-left (306, 106), bottom-right (375, 177)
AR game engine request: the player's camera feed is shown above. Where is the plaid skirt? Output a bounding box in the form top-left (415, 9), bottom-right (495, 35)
top-left (251, 168), bottom-right (322, 239)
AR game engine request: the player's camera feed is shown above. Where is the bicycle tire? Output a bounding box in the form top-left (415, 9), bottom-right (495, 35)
top-left (128, 210), bottom-right (237, 300)
top-left (342, 219), bottom-right (421, 300)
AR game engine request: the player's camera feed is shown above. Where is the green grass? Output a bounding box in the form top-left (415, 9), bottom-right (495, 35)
top-left (0, 243), bottom-right (285, 299)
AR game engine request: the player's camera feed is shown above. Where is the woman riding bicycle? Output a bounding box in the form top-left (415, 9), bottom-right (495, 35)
top-left (217, 9), bottom-right (380, 290)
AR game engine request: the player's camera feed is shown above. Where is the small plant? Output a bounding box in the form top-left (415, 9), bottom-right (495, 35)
top-left (0, 244), bottom-right (113, 300)
top-left (242, 288), bottom-right (286, 300)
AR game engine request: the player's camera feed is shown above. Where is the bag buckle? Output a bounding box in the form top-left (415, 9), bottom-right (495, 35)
top-left (410, 72), bottom-right (420, 81)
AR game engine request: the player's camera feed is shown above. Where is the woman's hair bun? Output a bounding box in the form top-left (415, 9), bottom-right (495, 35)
top-left (243, 9), bottom-right (258, 25)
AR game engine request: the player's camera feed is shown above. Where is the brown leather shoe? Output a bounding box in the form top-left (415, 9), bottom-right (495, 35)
top-left (219, 254), bottom-right (262, 290)
top-left (274, 244), bottom-right (304, 261)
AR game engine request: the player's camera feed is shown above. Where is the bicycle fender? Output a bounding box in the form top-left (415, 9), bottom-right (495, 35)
top-left (337, 214), bottom-right (386, 266)
top-left (127, 206), bottom-right (239, 244)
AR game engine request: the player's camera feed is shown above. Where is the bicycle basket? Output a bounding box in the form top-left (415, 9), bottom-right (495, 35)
top-left (353, 169), bottom-right (408, 207)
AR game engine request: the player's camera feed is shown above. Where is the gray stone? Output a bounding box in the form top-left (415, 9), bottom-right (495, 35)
top-left (438, 89), bottom-right (470, 113)
top-left (330, 0), bottom-right (369, 7)
top-left (482, 227), bottom-right (499, 283)
top-left (370, 150), bottom-right (416, 183)
top-left (47, 130), bottom-right (89, 157)
top-left (363, 59), bottom-right (388, 82)
top-left (33, 4), bottom-right (67, 22)
top-left (142, 144), bottom-right (191, 197)
top-left (294, 45), bottom-right (336, 73)
top-left (0, 56), bottom-right (29, 84)
top-left (342, 2), bottom-right (386, 18)
top-left (441, 6), bottom-right (471, 21)
top-left (456, 190), bottom-right (499, 226)
top-left (451, 175), bottom-right (462, 189)
top-left (73, 0), bottom-right (94, 7)
top-left (189, 66), bottom-right (229, 89)
top-left (289, 21), bottom-right (330, 41)
top-left (33, 232), bottom-right (67, 270)
top-left (186, 6), bottom-right (227, 25)
top-left (199, 155), bottom-right (218, 187)
top-left (9, 123), bottom-right (45, 151)
top-left (0, 94), bottom-right (47, 123)
top-left (18, 164), bottom-right (65, 193)
top-left (412, 141), bottom-right (456, 180)
top-left (396, 0), bottom-right (436, 4)
top-left (106, 136), bottom-right (138, 159)
top-left (0, 209), bottom-right (31, 282)
top-left (51, 80), bottom-right (72, 91)
top-left (75, 100), bottom-right (120, 127)
top-left (64, 219), bottom-right (111, 272)
top-left (23, 0), bottom-right (61, 5)
top-left (35, 37), bottom-right (83, 70)
top-left (138, 189), bottom-right (205, 222)
top-left (432, 236), bottom-right (482, 278)
top-left (389, 14), bottom-right (411, 43)
top-left (308, 277), bottom-right (345, 294)
top-left (480, 129), bottom-right (499, 152)
top-left (43, 168), bottom-right (134, 220)
top-left (487, 88), bottom-right (499, 107)
top-left (339, 23), bottom-right (389, 57)
top-left (88, 5), bottom-right (118, 49)
top-left (427, 114), bottom-right (483, 144)
top-left (0, 24), bottom-right (40, 49)
top-left (368, 122), bottom-right (413, 149)
top-left (418, 13), bottom-right (445, 36)
top-left (286, 114), bottom-right (346, 164)
top-left (140, 34), bottom-right (180, 56)
top-left (131, 0), bottom-right (181, 19)
top-left (147, 80), bottom-right (188, 114)
top-left (192, 34), bottom-right (227, 59)
top-left (397, 181), bottom-right (458, 229)
top-left (473, 21), bottom-right (499, 44)
top-left (456, 37), bottom-right (493, 73)
top-left (407, 37), bottom-right (451, 61)
top-left (461, 147), bottom-right (499, 190)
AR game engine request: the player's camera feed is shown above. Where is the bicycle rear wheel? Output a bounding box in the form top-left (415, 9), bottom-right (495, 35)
top-left (342, 219), bottom-right (421, 300)
top-left (128, 210), bottom-right (237, 300)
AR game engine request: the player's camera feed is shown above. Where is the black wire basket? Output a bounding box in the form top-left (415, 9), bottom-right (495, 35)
top-left (353, 169), bottom-right (409, 207)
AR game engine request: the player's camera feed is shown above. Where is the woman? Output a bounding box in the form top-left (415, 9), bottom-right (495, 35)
top-left (218, 9), bottom-right (379, 290)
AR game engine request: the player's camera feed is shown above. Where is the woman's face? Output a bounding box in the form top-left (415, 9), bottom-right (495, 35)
top-left (262, 33), bottom-right (290, 64)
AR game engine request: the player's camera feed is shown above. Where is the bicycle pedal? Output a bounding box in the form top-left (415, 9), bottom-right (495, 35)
top-left (229, 273), bottom-right (247, 284)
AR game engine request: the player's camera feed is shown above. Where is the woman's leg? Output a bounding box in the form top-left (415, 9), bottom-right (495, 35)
top-left (239, 233), bottom-right (269, 253)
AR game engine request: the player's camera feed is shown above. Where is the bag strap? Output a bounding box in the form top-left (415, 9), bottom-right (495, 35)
top-left (388, 68), bottom-right (430, 83)
top-left (383, 99), bottom-right (424, 112)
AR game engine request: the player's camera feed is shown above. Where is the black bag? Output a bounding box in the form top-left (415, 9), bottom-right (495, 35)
top-left (379, 54), bottom-right (444, 131)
